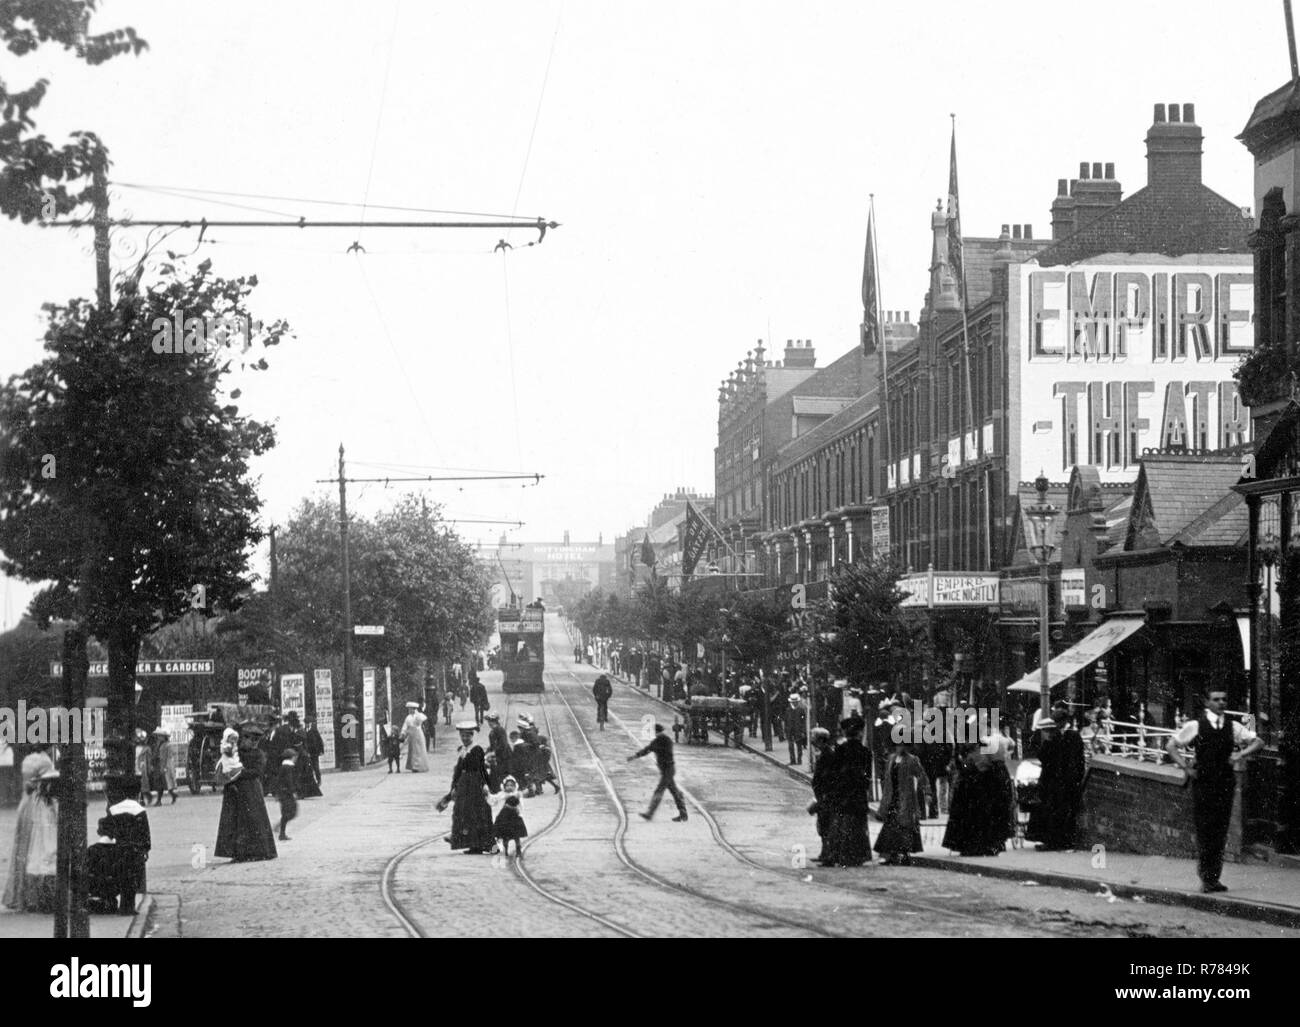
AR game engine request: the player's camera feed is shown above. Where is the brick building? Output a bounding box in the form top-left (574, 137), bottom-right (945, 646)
top-left (711, 339), bottom-right (868, 575)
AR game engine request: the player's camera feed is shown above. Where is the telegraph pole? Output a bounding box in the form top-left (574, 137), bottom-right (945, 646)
top-left (338, 445), bottom-right (360, 771)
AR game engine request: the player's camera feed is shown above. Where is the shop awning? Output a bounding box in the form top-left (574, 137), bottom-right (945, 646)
top-left (1007, 616), bottom-right (1145, 693)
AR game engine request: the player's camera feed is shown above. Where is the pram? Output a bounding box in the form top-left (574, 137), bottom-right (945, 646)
top-left (1011, 759), bottom-right (1041, 848)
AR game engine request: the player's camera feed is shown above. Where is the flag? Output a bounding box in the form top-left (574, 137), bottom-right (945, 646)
top-left (640, 532), bottom-right (656, 567)
top-left (860, 210), bottom-right (880, 355)
top-left (678, 503), bottom-right (710, 578)
top-left (947, 121), bottom-right (965, 300)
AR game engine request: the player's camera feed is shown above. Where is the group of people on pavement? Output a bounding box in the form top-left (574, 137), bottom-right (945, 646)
top-left (437, 715), bottom-right (556, 856)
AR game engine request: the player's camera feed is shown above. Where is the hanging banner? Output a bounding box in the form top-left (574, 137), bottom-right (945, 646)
top-left (280, 674), bottom-right (306, 725)
top-left (159, 704), bottom-right (193, 782)
top-left (678, 502), bottom-right (710, 578)
top-left (362, 668), bottom-right (376, 765)
top-left (871, 506), bottom-right (891, 561)
top-left (314, 669), bottom-right (336, 771)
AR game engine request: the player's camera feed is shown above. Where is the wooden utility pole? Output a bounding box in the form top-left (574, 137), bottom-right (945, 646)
top-left (338, 445), bottom-right (360, 771)
top-left (54, 629), bottom-right (89, 939)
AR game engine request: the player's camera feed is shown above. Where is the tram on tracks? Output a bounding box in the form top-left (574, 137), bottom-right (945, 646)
top-left (499, 599), bottom-right (545, 693)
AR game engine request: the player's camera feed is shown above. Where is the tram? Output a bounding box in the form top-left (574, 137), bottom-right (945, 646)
top-left (499, 599), bottom-right (545, 693)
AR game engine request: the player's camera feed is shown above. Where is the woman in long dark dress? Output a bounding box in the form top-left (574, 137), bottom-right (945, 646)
top-left (827, 718), bottom-right (872, 867)
top-left (214, 726), bottom-right (278, 863)
top-left (437, 726), bottom-right (495, 854)
top-left (874, 741), bottom-right (929, 865)
top-left (942, 744), bottom-right (1014, 856)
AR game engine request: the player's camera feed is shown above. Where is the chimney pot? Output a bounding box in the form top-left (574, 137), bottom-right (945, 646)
top-left (1154, 103), bottom-right (1166, 122)
top-left (1079, 162), bottom-right (1090, 179)
top-left (1012, 225), bottom-right (1022, 239)
top-left (1168, 103), bottom-right (1180, 123)
top-left (1104, 162), bottom-right (1115, 179)
top-left (1024, 224), bottom-right (1033, 239)
top-left (1092, 162), bottom-right (1103, 179)
top-left (1056, 179), bottom-right (1067, 197)
top-left (1183, 103), bottom-right (1195, 123)
top-left (905, 310), bottom-right (910, 321)
top-left (1001, 223), bottom-right (1011, 236)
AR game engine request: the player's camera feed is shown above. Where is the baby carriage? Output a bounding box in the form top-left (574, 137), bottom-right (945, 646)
top-left (1011, 759), bottom-right (1042, 848)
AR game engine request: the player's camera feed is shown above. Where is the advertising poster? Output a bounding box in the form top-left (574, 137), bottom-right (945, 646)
top-left (159, 704), bottom-right (193, 782)
top-left (314, 669), bottom-right (336, 771)
top-left (362, 667), bottom-right (376, 764)
top-left (280, 674), bottom-right (306, 725)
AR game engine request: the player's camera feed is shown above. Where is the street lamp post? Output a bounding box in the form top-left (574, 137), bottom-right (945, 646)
top-left (1026, 473), bottom-right (1059, 720)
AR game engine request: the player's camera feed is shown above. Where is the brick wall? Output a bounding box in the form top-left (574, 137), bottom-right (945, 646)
top-left (1079, 754), bottom-right (1243, 860)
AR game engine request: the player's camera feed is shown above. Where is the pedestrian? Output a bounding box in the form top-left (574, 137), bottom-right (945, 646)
top-left (3, 749), bottom-right (57, 912)
top-left (97, 787), bottom-right (152, 915)
top-left (16, 766), bottom-right (60, 913)
top-left (874, 738), bottom-right (930, 866)
top-left (593, 673), bottom-right (613, 730)
top-left (437, 723), bottom-right (495, 854)
top-left (807, 727), bottom-right (839, 865)
top-left (627, 723), bottom-right (688, 822)
top-left (148, 728), bottom-right (178, 805)
top-left (301, 717), bottom-right (325, 790)
top-left (402, 701), bottom-right (430, 773)
top-left (786, 692), bottom-right (807, 765)
top-left (470, 676), bottom-right (490, 728)
top-left (585, 643), bottom-right (594, 665)
top-left (942, 727), bottom-right (1014, 857)
top-left (382, 718), bottom-right (403, 773)
top-left (492, 775), bottom-right (528, 858)
top-left (275, 746), bottom-right (299, 841)
top-left (1025, 704), bottom-right (1086, 851)
top-left (827, 717), bottom-right (871, 866)
top-left (1167, 687), bottom-right (1263, 893)
top-left (214, 722), bottom-right (278, 863)
top-left (134, 728), bottom-right (152, 804)
top-left (442, 685), bottom-right (454, 726)
top-left (485, 712), bottom-right (511, 790)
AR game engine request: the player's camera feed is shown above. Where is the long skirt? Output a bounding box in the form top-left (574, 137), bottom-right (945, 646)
top-left (214, 778), bottom-right (278, 861)
top-left (874, 799), bottom-right (924, 856)
top-left (296, 757), bottom-right (322, 798)
top-left (827, 810), bottom-right (871, 867)
top-left (405, 730), bottom-right (430, 773)
top-left (942, 763), bottom-right (1013, 856)
top-left (448, 774), bottom-right (495, 852)
top-left (1, 792), bottom-right (36, 910)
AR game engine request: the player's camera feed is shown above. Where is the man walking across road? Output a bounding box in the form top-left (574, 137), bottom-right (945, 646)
top-left (786, 692), bottom-right (807, 765)
top-left (1167, 688), bottom-right (1263, 893)
top-left (628, 724), bottom-right (688, 822)
top-left (593, 673), bottom-right (613, 730)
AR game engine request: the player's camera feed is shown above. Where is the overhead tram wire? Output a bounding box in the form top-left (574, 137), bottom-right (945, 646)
top-left (312, 473), bottom-right (544, 485)
top-left (109, 182), bottom-right (526, 221)
top-left (356, 0), bottom-right (401, 249)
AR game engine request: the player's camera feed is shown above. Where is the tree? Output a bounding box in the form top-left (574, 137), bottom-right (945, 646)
top-left (718, 588), bottom-right (791, 670)
top-left (226, 495), bottom-right (493, 691)
top-left (667, 581), bottom-right (721, 664)
top-left (1, 0), bottom-right (147, 222)
top-left (0, 258), bottom-right (287, 785)
top-left (807, 560), bottom-right (931, 689)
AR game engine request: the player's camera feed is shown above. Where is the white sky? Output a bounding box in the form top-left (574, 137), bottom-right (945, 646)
top-left (0, 0), bottom-right (1289, 626)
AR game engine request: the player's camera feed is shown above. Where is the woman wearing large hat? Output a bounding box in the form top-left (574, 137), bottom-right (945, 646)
top-left (2, 750), bottom-right (56, 911)
top-left (436, 723), bottom-right (494, 853)
top-left (214, 722), bottom-right (278, 862)
top-left (401, 702), bottom-right (430, 773)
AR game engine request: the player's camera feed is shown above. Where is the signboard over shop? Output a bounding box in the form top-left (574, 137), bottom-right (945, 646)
top-left (50, 659), bottom-right (214, 678)
top-left (899, 571), bottom-right (1000, 608)
top-left (1009, 260), bottom-right (1253, 482)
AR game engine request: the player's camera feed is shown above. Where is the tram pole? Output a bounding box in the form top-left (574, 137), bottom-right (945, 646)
top-left (338, 444), bottom-right (361, 771)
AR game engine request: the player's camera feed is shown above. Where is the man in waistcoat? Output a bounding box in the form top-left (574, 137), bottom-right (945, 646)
top-left (1167, 688), bottom-right (1262, 893)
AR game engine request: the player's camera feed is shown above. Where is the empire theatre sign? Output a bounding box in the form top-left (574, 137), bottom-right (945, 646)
top-left (1008, 259), bottom-right (1254, 481)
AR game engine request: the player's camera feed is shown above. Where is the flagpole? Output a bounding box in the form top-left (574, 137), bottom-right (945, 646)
top-left (950, 114), bottom-right (984, 569)
top-left (870, 196), bottom-right (893, 556)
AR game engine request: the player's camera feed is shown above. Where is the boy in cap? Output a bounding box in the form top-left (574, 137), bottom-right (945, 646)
top-left (627, 724), bottom-right (687, 822)
top-left (276, 746), bottom-right (300, 840)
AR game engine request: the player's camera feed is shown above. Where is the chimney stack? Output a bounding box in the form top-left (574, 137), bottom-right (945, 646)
top-left (1061, 160), bottom-right (1122, 236)
top-left (783, 338), bottom-right (816, 368)
top-left (1146, 101), bottom-right (1202, 189)
top-left (1051, 180), bottom-right (1077, 239)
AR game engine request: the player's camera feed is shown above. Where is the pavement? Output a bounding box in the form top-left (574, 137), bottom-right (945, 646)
top-left (600, 662), bottom-right (1300, 929)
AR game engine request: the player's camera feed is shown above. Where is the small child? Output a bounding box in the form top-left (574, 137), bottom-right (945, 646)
top-left (492, 775), bottom-right (528, 858)
top-left (216, 727), bottom-right (243, 781)
top-left (276, 746), bottom-right (299, 841)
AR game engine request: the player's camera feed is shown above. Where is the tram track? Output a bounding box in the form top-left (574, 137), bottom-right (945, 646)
top-left (550, 622), bottom-right (1115, 938)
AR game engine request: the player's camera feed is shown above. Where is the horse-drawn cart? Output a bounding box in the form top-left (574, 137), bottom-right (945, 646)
top-left (185, 702), bottom-right (277, 794)
top-left (675, 696), bottom-right (748, 747)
